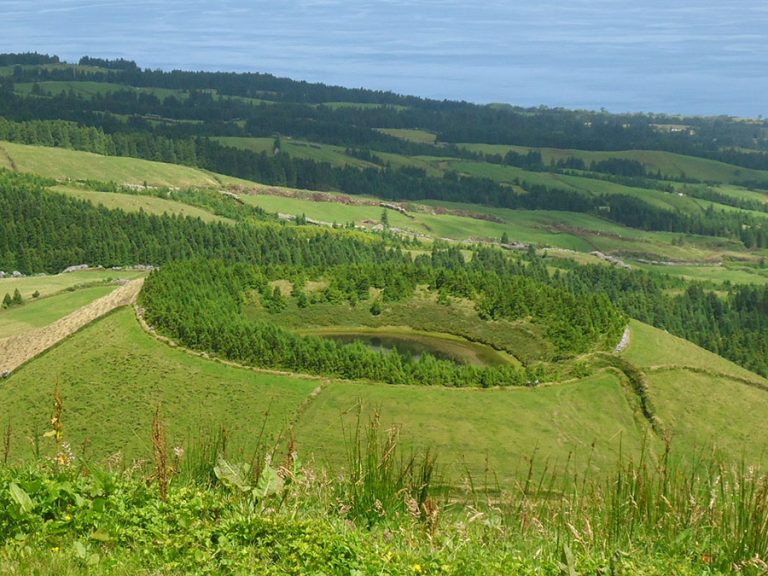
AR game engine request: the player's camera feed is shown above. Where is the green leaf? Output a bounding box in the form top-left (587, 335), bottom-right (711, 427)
top-left (214, 457), bottom-right (251, 492)
top-left (73, 540), bottom-right (87, 560)
top-left (9, 483), bottom-right (33, 513)
top-left (254, 462), bottom-right (283, 499)
top-left (90, 530), bottom-right (112, 542)
top-left (560, 543), bottom-right (577, 576)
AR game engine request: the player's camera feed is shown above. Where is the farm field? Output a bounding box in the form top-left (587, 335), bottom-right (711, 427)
top-left (376, 128), bottom-right (438, 143)
top-left (0, 141), bottom-right (225, 187)
top-left (456, 143), bottom-right (768, 185)
top-left (3, 139), bottom-right (767, 270)
top-left (14, 81), bottom-right (187, 101)
top-left (0, 269), bottom-right (146, 300)
top-left (0, 284), bottom-right (115, 339)
top-left (215, 136), bottom-right (378, 168)
top-left (51, 185), bottom-right (229, 223)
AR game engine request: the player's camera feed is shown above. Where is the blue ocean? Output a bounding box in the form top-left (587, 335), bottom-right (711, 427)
top-left (4, 0), bottom-right (767, 116)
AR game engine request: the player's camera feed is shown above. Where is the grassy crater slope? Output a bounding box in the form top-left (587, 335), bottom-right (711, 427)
top-left (0, 306), bottom-right (641, 481)
top-left (622, 320), bottom-right (768, 464)
top-left (3, 303), bottom-right (768, 484)
top-left (0, 307), bottom-right (316, 464)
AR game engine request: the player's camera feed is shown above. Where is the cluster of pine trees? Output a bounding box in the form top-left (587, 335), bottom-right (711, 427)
top-left (0, 170), bottom-right (401, 274)
top-left (558, 263), bottom-right (768, 376)
top-left (140, 259), bottom-right (568, 387)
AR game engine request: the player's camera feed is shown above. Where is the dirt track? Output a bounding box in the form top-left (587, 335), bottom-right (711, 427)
top-left (0, 279), bottom-right (144, 374)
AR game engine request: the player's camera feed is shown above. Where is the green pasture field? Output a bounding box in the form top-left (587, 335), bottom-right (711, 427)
top-left (0, 141), bottom-right (226, 187)
top-left (419, 201), bottom-right (755, 261)
top-left (0, 284), bottom-right (115, 339)
top-left (709, 183), bottom-right (768, 205)
top-left (623, 320), bottom-right (767, 384)
top-left (0, 307), bottom-right (316, 463)
top-left (632, 262), bottom-right (768, 285)
top-left (0, 64), bottom-right (106, 76)
top-left (646, 369), bottom-right (768, 464)
top-left (236, 187), bottom-right (758, 263)
top-left (457, 143), bottom-right (768, 185)
top-left (320, 101), bottom-right (408, 111)
top-left (51, 185), bottom-right (229, 223)
top-left (215, 137), bottom-right (377, 168)
top-left (375, 152), bottom-right (446, 176)
top-left (448, 159), bottom-right (767, 216)
top-left (0, 269), bottom-right (146, 300)
top-left (376, 128), bottom-right (438, 143)
top-left (14, 81), bottom-right (187, 100)
top-left (238, 192), bottom-right (418, 227)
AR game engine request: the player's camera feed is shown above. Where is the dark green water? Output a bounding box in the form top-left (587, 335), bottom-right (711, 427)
top-left (320, 332), bottom-right (511, 366)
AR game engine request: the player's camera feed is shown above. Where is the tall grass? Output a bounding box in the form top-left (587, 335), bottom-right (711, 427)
top-left (2, 391), bottom-right (767, 571)
top-left (483, 441), bottom-right (768, 571)
top-left (339, 406), bottom-right (438, 527)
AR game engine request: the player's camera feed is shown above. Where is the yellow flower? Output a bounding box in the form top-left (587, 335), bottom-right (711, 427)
top-left (51, 546), bottom-right (59, 552)
top-left (64, 514), bottom-right (72, 522)
top-left (413, 564), bottom-right (422, 573)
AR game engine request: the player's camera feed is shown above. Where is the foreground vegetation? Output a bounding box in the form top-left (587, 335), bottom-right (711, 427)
top-left (1, 408), bottom-right (767, 575)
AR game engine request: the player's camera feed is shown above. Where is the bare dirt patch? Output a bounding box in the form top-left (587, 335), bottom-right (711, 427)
top-left (0, 279), bottom-right (144, 374)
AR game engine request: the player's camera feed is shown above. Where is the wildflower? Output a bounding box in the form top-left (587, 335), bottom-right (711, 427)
top-left (412, 564), bottom-right (422, 573)
top-left (64, 514), bottom-right (72, 522)
top-left (51, 547), bottom-right (59, 552)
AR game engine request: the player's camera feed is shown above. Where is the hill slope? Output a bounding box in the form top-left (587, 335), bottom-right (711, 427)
top-left (3, 304), bottom-right (767, 482)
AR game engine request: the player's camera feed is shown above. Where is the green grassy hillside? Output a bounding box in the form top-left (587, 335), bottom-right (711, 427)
top-left (0, 141), bottom-right (225, 187)
top-left (622, 320), bottom-right (768, 464)
top-left (2, 139), bottom-right (767, 269)
top-left (0, 269), bottom-right (145, 300)
top-left (0, 306), bottom-right (642, 480)
top-left (4, 304), bottom-right (767, 483)
top-left (215, 137), bottom-right (378, 168)
top-left (457, 143), bottom-right (768, 186)
top-left (0, 307), bottom-right (315, 464)
top-left (51, 185), bottom-right (230, 223)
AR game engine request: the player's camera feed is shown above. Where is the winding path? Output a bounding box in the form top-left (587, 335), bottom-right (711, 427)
top-left (614, 325), bottom-right (631, 353)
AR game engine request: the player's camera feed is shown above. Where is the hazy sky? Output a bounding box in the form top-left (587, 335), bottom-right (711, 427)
top-left (4, 0), bottom-right (768, 116)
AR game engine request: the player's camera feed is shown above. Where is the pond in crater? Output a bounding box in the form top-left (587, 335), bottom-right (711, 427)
top-left (313, 330), bottom-right (514, 367)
